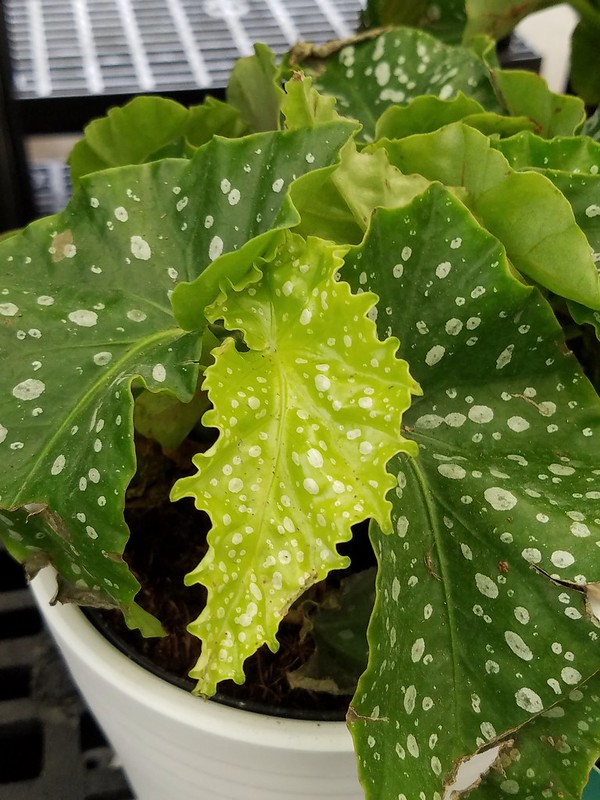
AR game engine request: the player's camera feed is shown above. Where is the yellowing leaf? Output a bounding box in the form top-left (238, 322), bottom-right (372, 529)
top-left (171, 234), bottom-right (419, 696)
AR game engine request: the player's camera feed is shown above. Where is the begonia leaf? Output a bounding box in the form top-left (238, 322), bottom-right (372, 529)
top-left (281, 73), bottom-right (346, 129)
top-left (584, 106), bottom-right (600, 142)
top-left (343, 186), bottom-right (600, 799)
top-left (492, 131), bottom-right (600, 324)
top-left (375, 92), bottom-right (535, 140)
top-left (0, 126), bottom-right (352, 632)
top-left (569, 19), bottom-right (600, 109)
top-left (226, 43), bottom-right (285, 133)
top-left (69, 96), bottom-right (190, 186)
top-left (359, 0), bottom-right (467, 44)
top-left (171, 120), bottom-right (357, 328)
top-left (288, 567), bottom-right (375, 695)
top-left (170, 233), bottom-right (419, 696)
top-left (476, 675), bottom-right (600, 798)
top-left (490, 69), bottom-right (586, 137)
top-left (464, 0), bottom-right (550, 41)
top-left (290, 141), bottom-right (430, 245)
top-left (185, 97), bottom-right (250, 147)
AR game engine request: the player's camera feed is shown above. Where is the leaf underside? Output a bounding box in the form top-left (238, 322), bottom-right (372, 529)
top-left (171, 234), bottom-right (419, 696)
top-left (343, 186), bottom-right (600, 799)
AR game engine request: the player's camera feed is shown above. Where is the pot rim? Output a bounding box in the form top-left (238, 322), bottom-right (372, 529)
top-left (30, 566), bottom-right (355, 753)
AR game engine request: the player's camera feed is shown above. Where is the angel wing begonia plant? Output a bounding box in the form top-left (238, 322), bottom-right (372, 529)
top-left (1, 18), bottom-right (600, 800)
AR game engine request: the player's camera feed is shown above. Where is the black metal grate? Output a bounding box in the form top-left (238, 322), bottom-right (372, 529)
top-left (0, 547), bottom-right (134, 800)
top-left (6, 0), bottom-right (364, 99)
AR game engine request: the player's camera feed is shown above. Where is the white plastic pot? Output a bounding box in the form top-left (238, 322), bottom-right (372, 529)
top-left (30, 567), bottom-right (364, 800)
top-left (34, 567), bottom-right (594, 798)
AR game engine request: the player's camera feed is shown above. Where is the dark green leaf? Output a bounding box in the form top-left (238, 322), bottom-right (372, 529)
top-left (288, 568), bottom-right (375, 695)
top-left (300, 28), bottom-right (501, 141)
top-left (359, 0), bottom-right (467, 44)
top-left (0, 125), bottom-right (353, 633)
top-left (344, 186), bottom-right (600, 799)
top-left (171, 121), bottom-right (357, 327)
top-left (583, 106), bottom-right (600, 141)
top-left (571, 19), bottom-right (600, 108)
top-left (476, 675), bottom-right (600, 798)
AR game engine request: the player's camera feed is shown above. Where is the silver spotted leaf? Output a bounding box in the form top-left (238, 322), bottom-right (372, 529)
top-left (0, 124), bottom-right (354, 632)
top-left (343, 185), bottom-right (600, 799)
top-left (171, 233), bottom-right (419, 696)
top-left (475, 675), bottom-right (600, 798)
top-left (298, 27), bottom-right (501, 141)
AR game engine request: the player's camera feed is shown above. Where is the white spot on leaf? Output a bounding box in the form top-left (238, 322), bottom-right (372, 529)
top-left (130, 236), bottom-right (152, 260)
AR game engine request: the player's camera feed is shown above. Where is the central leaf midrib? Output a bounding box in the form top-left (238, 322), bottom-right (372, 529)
top-left (199, 342), bottom-right (291, 657)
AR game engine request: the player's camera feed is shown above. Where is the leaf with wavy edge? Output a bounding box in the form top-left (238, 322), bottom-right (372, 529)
top-left (0, 125), bottom-right (352, 634)
top-left (376, 93), bottom-right (535, 140)
top-left (290, 140), bottom-right (430, 245)
top-left (494, 130), bottom-right (600, 174)
top-left (373, 122), bottom-right (600, 309)
top-left (492, 131), bottom-right (600, 328)
top-left (69, 44), bottom-right (286, 187)
top-left (170, 120), bottom-right (357, 329)
top-left (490, 69), bottom-right (585, 137)
top-left (171, 233), bottom-right (419, 696)
top-left (68, 96), bottom-right (191, 186)
top-left (343, 187), bottom-right (600, 799)
top-left (281, 73), bottom-right (345, 129)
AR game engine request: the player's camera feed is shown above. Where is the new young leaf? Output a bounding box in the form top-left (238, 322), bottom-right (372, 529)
top-left (171, 234), bottom-right (419, 696)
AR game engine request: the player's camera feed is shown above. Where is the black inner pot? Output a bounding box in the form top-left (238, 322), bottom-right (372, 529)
top-left (84, 607), bottom-right (348, 722)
